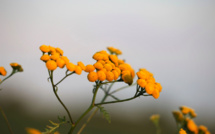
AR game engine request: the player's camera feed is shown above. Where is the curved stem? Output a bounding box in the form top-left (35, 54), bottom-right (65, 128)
top-left (49, 70), bottom-right (74, 124)
top-left (95, 95), bottom-right (139, 106)
top-left (55, 72), bottom-right (74, 86)
top-left (0, 106), bottom-right (14, 134)
top-left (0, 70), bottom-right (16, 85)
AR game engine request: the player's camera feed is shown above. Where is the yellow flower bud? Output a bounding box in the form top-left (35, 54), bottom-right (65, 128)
top-left (93, 62), bottom-right (103, 70)
top-left (106, 71), bottom-right (114, 82)
top-left (97, 60), bottom-right (106, 65)
top-left (187, 119), bottom-right (198, 134)
top-left (50, 52), bottom-right (60, 60)
top-left (77, 61), bottom-right (86, 70)
top-left (152, 89), bottom-right (160, 99)
top-left (155, 82), bottom-right (162, 92)
top-left (179, 128), bottom-right (187, 134)
top-left (40, 54), bottom-right (50, 62)
top-left (172, 111), bottom-right (184, 122)
top-left (93, 53), bottom-right (103, 60)
top-left (55, 47), bottom-right (64, 55)
top-left (75, 65), bottom-right (82, 75)
top-left (104, 64), bottom-right (112, 71)
top-left (61, 56), bottom-right (70, 64)
top-left (136, 70), bottom-right (149, 80)
top-left (10, 63), bottom-right (23, 72)
top-left (112, 70), bottom-right (119, 80)
top-left (56, 58), bottom-right (65, 68)
top-left (0, 67), bottom-right (7, 76)
top-left (114, 67), bottom-right (121, 75)
top-left (40, 45), bottom-right (50, 53)
top-left (145, 83), bottom-right (155, 94)
top-left (66, 62), bottom-right (75, 72)
top-left (88, 71), bottom-right (98, 82)
top-left (122, 74), bottom-right (133, 85)
top-left (48, 45), bottom-right (56, 54)
top-left (137, 79), bottom-right (147, 88)
top-left (46, 60), bottom-right (57, 70)
top-left (97, 70), bottom-right (106, 81)
top-left (109, 55), bottom-right (118, 66)
top-left (85, 64), bottom-right (95, 72)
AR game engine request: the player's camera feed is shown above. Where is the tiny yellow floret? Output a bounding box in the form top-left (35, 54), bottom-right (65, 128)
top-left (97, 70), bottom-right (106, 81)
top-left (106, 71), bottom-right (114, 82)
top-left (26, 127), bottom-right (42, 134)
top-left (179, 128), bottom-right (187, 134)
top-left (46, 60), bottom-right (57, 70)
top-left (40, 54), bottom-right (50, 62)
top-left (0, 67), bottom-right (7, 76)
top-left (56, 58), bottom-right (65, 68)
top-left (75, 65), bottom-right (82, 75)
top-left (85, 64), bottom-right (95, 72)
top-left (78, 61), bottom-right (86, 70)
top-left (88, 71), bottom-right (98, 82)
top-left (137, 79), bottom-right (147, 88)
top-left (40, 45), bottom-right (50, 53)
top-left (55, 47), bottom-right (64, 55)
top-left (66, 62), bottom-right (75, 72)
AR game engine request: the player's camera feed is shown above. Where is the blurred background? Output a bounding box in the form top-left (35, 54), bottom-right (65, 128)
top-left (0, 0), bottom-right (215, 133)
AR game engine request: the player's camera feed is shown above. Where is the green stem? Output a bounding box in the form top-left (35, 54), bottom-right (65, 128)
top-left (69, 83), bottom-right (101, 134)
top-left (0, 70), bottom-right (16, 85)
top-left (95, 95), bottom-right (139, 106)
top-left (109, 82), bottom-right (136, 95)
top-left (49, 70), bottom-right (74, 124)
top-left (0, 106), bottom-right (14, 134)
top-left (55, 72), bottom-right (74, 86)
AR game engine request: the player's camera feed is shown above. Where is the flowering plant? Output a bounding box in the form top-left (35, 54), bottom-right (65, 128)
top-left (36, 45), bottom-right (162, 134)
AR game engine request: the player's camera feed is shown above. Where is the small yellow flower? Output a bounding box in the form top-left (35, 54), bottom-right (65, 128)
top-left (26, 127), bottom-right (42, 134)
top-left (145, 83), bottom-right (155, 94)
top-left (46, 60), bottom-right (57, 71)
top-left (61, 56), bottom-right (70, 64)
top-left (56, 58), bottom-right (65, 68)
top-left (97, 70), bottom-right (106, 81)
top-left (104, 64), bottom-right (112, 71)
top-left (10, 63), bottom-right (23, 72)
top-left (93, 52), bottom-right (103, 60)
top-left (155, 82), bottom-right (162, 92)
top-left (97, 60), bottom-right (106, 65)
top-left (40, 44), bottom-right (50, 53)
top-left (75, 65), bottom-right (82, 75)
top-left (122, 74), bottom-right (133, 85)
top-left (179, 128), bottom-right (187, 134)
top-left (137, 79), bottom-right (147, 88)
top-left (93, 62), bottom-right (103, 70)
top-left (40, 54), bottom-right (50, 62)
top-left (112, 70), bottom-right (119, 80)
top-left (187, 119), bottom-right (198, 134)
top-left (109, 55), bottom-right (118, 66)
top-left (88, 71), bottom-right (98, 82)
top-left (50, 52), bottom-right (60, 61)
top-left (66, 62), bottom-right (75, 72)
top-left (199, 125), bottom-right (211, 134)
top-left (55, 47), bottom-right (64, 55)
top-left (114, 67), bottom-right (121, 75)
top-left (48, 45), bottom-right (56, 54)
top-left (85, 64), bottom-right (95, 72)
top-left (152, 89), bottom-right (160, 99)
top-left (0, 67), bottom-right (7, 76)
top-left (106, 71), bottom-right (114, 82)
top-left (77, 61), bottom-right (86, 70)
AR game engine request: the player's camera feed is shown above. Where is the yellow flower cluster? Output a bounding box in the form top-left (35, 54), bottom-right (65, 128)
top-left (136, 68), bottom-right (162, 99)
top-left (86, 47), bottom-right (135, 85)
top-left (0, 66), bottom-right (7, 76)
top-left (173, 106), bottom-right (211, 134)
top-left (39, 45), bottom-right (85, 75)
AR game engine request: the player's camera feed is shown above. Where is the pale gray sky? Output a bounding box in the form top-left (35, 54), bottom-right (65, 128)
top-left (0, 0), bottom-right (215, 127)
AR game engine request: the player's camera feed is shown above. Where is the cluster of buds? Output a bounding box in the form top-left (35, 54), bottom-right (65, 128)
top-left (0, 63), bottom-right (23, 83)
top-left (86, 47), bottom-right (135, 85)
top-left (136, 69), bottom-right (162, 99)
top-left (40, 45), bottom-right (85, 75)
top-left (173, 106), bottom-right (211, 134)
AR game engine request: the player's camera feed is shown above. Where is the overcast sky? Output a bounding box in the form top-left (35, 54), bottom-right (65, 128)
top-left (0, 0), bottom-right (215, 126)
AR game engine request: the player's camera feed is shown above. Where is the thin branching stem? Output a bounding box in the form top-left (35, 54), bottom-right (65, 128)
top-left (0, 106), bottom-right (14, 134)
top-left (49, 70), bottom-right (74, 125)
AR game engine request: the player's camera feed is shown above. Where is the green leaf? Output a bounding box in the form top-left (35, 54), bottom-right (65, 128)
top-left (97, 105), bottom-right (111, 123)
top-left (41, 119), bottom-right (67, 134)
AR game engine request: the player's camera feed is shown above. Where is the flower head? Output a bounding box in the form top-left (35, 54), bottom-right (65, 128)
top-left (40, 45), bottom-right (50, 53)
top-left (88, 71), bottom-right (98, 82)
top-left (46, 60), bottom-right (57, 71)
top-left (10, 63), bottom-right (23, 72)
top-left (179, 128), bottom-right (187, 134)
top-left (0, 67), bottom-right (7, 76)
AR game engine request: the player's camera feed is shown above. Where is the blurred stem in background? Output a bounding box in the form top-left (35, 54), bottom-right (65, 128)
top-left (0, 106), bottom-right (14, 134)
